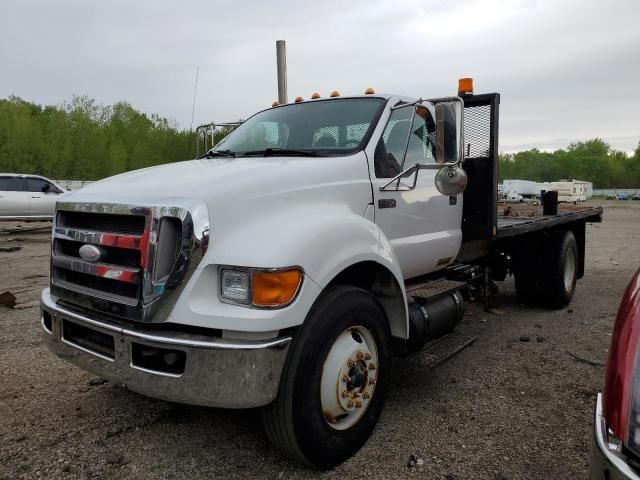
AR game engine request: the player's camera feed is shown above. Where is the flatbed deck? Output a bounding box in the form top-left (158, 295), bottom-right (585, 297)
top-left (496, 203), bottom-right (603, 238)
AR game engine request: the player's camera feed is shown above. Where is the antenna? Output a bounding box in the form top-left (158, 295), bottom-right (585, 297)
top-left (188, 66), bottom-right (199, 158)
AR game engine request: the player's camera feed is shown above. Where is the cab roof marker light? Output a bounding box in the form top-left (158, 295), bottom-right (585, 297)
top-left (364, 87), bottom-right (375, 94)
top-left (329, 90), bottom-right (340, 97)
top-left (294, 96), bottom-right (304, 103)
top-left (272, 101), bottom-right (280, 107)
top-left (311, 92), bottom-right (321, 99)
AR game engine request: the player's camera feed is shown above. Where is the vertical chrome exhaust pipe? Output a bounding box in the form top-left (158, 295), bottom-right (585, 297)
top-left (276, 40), bottom-right (288, 104)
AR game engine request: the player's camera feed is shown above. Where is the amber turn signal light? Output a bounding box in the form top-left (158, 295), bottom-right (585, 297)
top-left (251, 269), bottom-right (303, 307)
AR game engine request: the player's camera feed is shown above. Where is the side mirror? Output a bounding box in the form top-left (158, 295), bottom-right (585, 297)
top-left (435, 165), bottom-right (468, 196)
top-left (434, 99), bottom-right (465, 196)
top-left (42, 183), bottom-right (51, 193)
top-left (435, 101), bottom-right (463, 165)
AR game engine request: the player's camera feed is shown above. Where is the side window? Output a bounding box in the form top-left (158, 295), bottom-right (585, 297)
top-left (27, 178), bottom-right (50, 193)
top-left (0, 177), bottom-right (26, 191)
top-left (405, 106), bottom-right (436, 168)
top-left (374, 106), bottom-right (436, 178)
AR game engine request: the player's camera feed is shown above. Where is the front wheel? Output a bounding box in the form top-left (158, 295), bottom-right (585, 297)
top-left (261, 286), bottom-right (391, 469)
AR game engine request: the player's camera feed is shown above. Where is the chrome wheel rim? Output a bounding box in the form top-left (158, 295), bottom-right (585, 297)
top-left (320, 326), bottom-right (378, 430)
top-left (564, 248), bottom-right (577, 292)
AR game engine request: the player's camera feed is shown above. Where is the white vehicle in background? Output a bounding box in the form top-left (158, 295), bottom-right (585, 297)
top-left (0, 174), bottom-right (68, 219)
top-left (503, 179), bottom-right (538, 199)
top-left (505, 190), bottom-right (524, 202)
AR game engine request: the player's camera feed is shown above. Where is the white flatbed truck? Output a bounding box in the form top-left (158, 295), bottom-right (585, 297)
top-left (41, 79), bottom-right (602, 468)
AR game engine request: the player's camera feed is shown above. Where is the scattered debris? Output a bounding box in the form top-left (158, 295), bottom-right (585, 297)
top-left (488, 307), bottom-right (505, 315)
top-left (14, 300), bottom-right (40, 310)
top-left (536, 336), bottom-right (544, 343)
top-left (407, 454), bottom-right (424, 468)
top-left (88, 377), bottom-right (108, 387)
top-left (0, 246), bottom-right (21, 252)
top-left (611, 260), bottom-right (619, 266)
top-left (568, 308), bottom-right (574, 313)
top-left (535, 323), bottom-right (542, 328)
top-left (0, 291), bottom-right (17, 308)
top-left (567, 351), bottom-right (605, 367)
top-left (105, 453), bottom-right (127, 466)
top-left (519, 335), bottom-right (530, 342)
top-left (0, 224), bottom-right (51, 235)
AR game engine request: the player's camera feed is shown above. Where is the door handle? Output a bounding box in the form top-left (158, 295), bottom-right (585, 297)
top-left (31, 196), bottom-right (41, 199)
top-left (378, 199), bottom-right (396, 209)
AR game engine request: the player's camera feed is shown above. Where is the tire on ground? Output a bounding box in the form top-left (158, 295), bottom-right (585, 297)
top-left (540, 230), bottom-right (578, 308)
top-left (261, 286), bottom-right (391, 469)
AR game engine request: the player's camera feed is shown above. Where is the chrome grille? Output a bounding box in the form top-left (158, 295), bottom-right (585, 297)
top-left (50, 201), bottom-right (209, 324)
top-left (51, 207), bottom-right (150, 320)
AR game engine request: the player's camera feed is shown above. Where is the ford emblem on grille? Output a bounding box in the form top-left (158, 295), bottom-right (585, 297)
top-left (78, 244), bottom-right (104, 263)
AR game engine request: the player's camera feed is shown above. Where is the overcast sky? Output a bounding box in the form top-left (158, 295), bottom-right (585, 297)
top-left (2, 0), bottom-right (639, 153)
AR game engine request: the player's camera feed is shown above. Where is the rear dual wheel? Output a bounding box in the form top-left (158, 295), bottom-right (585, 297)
top-left (514, 230), bottom-right (578, 308)
top-left (262, 286), bottom-right (391, 469)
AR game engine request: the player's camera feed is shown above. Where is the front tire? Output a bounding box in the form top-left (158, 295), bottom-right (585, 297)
top-left (261, 286), bottom-right (391, 469)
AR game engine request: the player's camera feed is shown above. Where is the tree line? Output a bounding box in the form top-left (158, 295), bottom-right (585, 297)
top-left (0, 95), bottom-right (201, 180)
top-left (0, 95), bottom-right (638, 188)
top-left (499, 139), bottom-right (640, 188)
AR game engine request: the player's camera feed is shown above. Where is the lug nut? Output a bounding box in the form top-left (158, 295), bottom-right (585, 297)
top-left (341, 390), bottom-right (349, 398)
top-left (347, 359), bottom-right (355, 368)
top-left (347, 399), bottom-right (355, 408)
top-left (364, 353), bottom-right (372, 360)
top-left (354, 400), bottom-right (363, 408)
top-left (368, 363), bottom-right (376, 370)
top-left (363, 391), bottom-right (371, 399)
top-left (356, 351), bottom-right (365, 360)
top-left (369, 378), bottom-right (376, 385)
top-left (341, 374), bottom-right (349, 383)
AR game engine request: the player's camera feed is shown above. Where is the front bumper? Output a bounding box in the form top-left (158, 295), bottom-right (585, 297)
top-left (589, 393), bottom-right (640, 480)
top-left (41, 288), bottom-right (291, 408)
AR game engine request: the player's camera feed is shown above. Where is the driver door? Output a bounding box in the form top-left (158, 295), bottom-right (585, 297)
top-left (368, 102), bottom-right (463, 279)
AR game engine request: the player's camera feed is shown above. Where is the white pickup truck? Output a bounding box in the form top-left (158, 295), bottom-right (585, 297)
top-left (0, 174), bottom-right (67, 218)
top-left (41, 81), bottom-right (602, 468)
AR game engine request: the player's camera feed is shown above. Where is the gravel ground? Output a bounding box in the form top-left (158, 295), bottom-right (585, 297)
top-left (1, 200), bottom-right (639, 480)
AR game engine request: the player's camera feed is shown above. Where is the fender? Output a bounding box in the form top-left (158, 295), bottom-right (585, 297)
top-left (168, 207), bottom-right (410, 338)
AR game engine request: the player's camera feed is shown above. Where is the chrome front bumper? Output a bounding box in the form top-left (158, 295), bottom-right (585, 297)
top-left (590, 393), bottom-right (640, 480)
top-left (41, 288), bottom-right (291, 408)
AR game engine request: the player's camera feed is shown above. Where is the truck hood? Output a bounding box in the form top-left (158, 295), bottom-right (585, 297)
top-left (62, 155), bottom-right (373, 218)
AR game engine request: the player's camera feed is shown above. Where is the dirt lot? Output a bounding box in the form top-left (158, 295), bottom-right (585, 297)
top-left (1, 200), bottom-right (639, 480)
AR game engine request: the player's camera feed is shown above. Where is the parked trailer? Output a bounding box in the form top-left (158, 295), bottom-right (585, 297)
top-left (538, 180), bottom-right (589, 203)
top-left (40, 79), bottom-right (602, 468)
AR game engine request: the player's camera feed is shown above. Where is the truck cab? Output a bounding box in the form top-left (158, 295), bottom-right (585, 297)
top-left (41, 81), bottom-right (602, 468)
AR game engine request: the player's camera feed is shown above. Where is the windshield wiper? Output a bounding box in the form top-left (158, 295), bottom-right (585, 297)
top-left (201, 149), bottom-right (236, 158)
top-left (239, 148), bottom-right (321, 157)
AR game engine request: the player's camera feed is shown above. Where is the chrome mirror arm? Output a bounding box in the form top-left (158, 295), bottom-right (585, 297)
top-left (379, 160), bottom-right (463, 192)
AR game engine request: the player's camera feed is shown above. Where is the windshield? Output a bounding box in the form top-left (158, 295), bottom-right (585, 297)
top-left (212, 98), bottom-right (386, 156)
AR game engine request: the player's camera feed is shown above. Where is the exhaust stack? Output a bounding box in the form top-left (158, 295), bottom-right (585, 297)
top-left (276, 40), bottom-right (288, 105)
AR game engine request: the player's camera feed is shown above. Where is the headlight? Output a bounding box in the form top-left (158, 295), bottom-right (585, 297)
top-left (221, 270), bottom-right (250, 303)
top-left (220, 267), bottom-right (303, 308)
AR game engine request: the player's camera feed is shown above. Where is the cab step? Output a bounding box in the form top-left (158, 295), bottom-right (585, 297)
top-left (406, 278), bottom-right (467, 300)
top-left (412, 331), bottom-right (478, 366)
